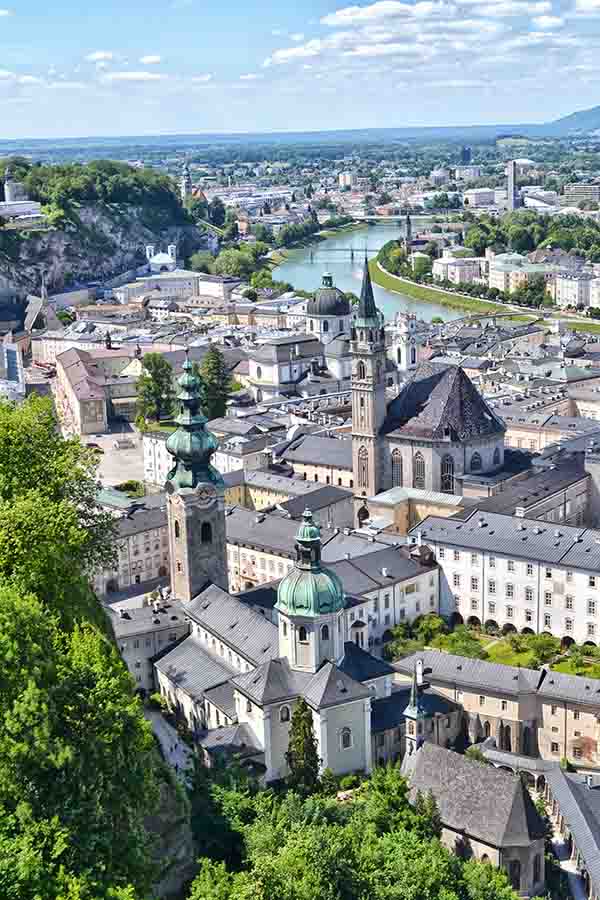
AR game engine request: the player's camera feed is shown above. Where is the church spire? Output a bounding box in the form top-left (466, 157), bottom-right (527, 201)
top-left (357, 257), bottom-right (378, 323)
top-left (165, 351), bottom-right (223, 492)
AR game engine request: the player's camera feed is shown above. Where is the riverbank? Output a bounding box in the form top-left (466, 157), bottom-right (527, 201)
top-left (369, 259), bottom-right (537, 322)
top-left (318, 221), bottom-right (368, 239)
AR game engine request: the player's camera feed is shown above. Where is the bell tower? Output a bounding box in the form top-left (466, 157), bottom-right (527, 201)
top-left (165, 351), bottom-right (228, 600)
top-left (351, 260), bottom-right (387, 521)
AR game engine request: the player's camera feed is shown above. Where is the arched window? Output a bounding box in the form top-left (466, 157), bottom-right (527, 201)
top-left (256, 388), bottom-right (263, 402)
top-left (321, 624), bottom-right (329, 641)
top-left (358, 446), bottom-right (369, 489)
top-left (392, 449), bottom-right (403, 487)
top-left (309, 320), bottom-right (314, 331)
top-left (357, 361), bottom-right (366, 380)
top-left (280, 705), bottom-right (290, 723)
top-left (246, 699), bottom-right (252, 714)
top-left (323, 320), bottom-right (329, 333)
top-left (413, 452), bottom-right (425, 489)
top-left (411, 346), bottom-right (416, 366)
top-left (201, 522), bottom-right (212, 544)
top-left (298, 626), bottom-right (308, 643)
top-left (339, 319), bottom-right (343, 330)
top-left (471, 452), bottom-right (482, 471)
top-left (256, 365), bottom-right (262, 379)
top-left (493, 447), bottom-right (501, 466)
top-left (174, 520), bottom-right (180, 539)
top-left (533, 855), bottom-right (541, 884)
top-left (341, 727), bottom-right (352, 750)
top-left (397, 347), bottom-right (402, 364)
top-left (441, 454), bottom-right (455, 494)
top-left (376, 361), bottom-right (382, 382)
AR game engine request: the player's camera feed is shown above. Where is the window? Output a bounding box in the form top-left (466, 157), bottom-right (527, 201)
top-left (566, 571), bottom-right (573, 583)
top-left (489, 579), bottom-right (496, 594)
top-left (392, 449), bottom-right (403, 487)
top-left (256, 365), bottom-right (262, 379)
top-left (552, 726), bottom-right (558, 733)
top-left (471, 553), bottom-right (479, 565)
top-left (341, 727), bottom-right (352, 750)
top-left (357, 361), bottom-right (366, 380)
top-left (201, 522), bottom-right (212, 544)
top-left (280, 705), bottom-right (290, 723)
top-left (575, 731), bottom-right (581, 737)
top-left (441, 454), bottom-right (455, 493)
top-left (384, 594), bottom-right (390, 609)
top-left (590, 576), bottom-right (597, 588)
top-left (174, 520), bottom-right (180, 539)
top-left (488, 601), bottom-right (496, 614)
top-left (358, 446), bottom-right (369, 490)
top-left (453, 574), bottom-right (461, 588)
top-left (471, 577), bottom-right (479, 592)
top-left (544, 614), bottom-right (552, 628)
top-left (526, 587), bottom-right (534, 604)
top-left (246, 700), bottom-right (252, 714)
top-left (507, 559), bottom-right (515, 573)
top-left (471, 599), bottom-right (478, 611)
top-left (506, 606), bottom-right (514, 618)
top-left (574, 747), bottom-right (582, 760)
top-left (545, 591), bottom-right (552, 606)
top-left (298, 626), bottom-right (308, 643)
top-left (501, 700), bottom-right (508, 711)
top-left (565, 618), bottom-right (573, 632)
top-left (566, 595), bottom-right (574, 610)
top-left (551, 742), bottom-right (559, 753)
top-left (527, 563), bottom-right (534, 577)
top-left (588, 623), bottom-right (596, 637)
top-left (551, 705), bottom-right (558, 716)
top-left (413, 452), bottom-right (425, 489)
top-left (321, 624), bottom-right (330, 641)
top-left (493, 447), bottom-right (501, 466)
top-left (506, 583), bottom-right (514, 598)
top-left (438, 548), bottom-right (445, 560)
top-left (525, 609), bottom-right (533, 623)
top-left (489, 556), bottom-right (496, 569)
top-left (454, 550), bottom-right (460, 562)
top-left (471, 452), bottom-right (482, 471)
top-left (479, 695), bottom-right (485, 706)
top-left (574, 710), bottom-right (580, 721)
top-left (589, 600), bottom-right (597, 616)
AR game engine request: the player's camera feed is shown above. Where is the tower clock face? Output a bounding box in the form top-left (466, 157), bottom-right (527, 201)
top-left (195, 484), bottom-right (217, 507)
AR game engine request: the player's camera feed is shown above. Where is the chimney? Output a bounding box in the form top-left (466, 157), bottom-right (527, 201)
top-left (416, 658), bottom-right (424, 686)
top-left (381, 567), bottom-right (389, 578)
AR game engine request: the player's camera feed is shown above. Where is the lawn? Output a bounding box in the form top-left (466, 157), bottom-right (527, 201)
top-left (369, 260), bottom-right (535, 322)
top-left (552, 659), bottom-right (600, 678)
top-left (485, 639), bottom-right (537, 668)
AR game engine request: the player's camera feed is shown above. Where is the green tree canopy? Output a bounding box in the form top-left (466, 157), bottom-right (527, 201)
top-left (136, 352), bottom-right (175, 422)
top-left (200, 345), bottom-right (231, 420)
top-left (285, 697), bottom-right (321, 795)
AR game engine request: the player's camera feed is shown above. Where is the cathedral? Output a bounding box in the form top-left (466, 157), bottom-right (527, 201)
top-left (351, 262), bottom-right (506, 521)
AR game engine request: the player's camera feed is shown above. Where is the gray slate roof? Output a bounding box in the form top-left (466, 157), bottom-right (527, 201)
top-left (383, 362), bottom-right (506, 441)
top-left (231, 657), bottom-right (311, 705)
top-left (546, 769), bottom-right (600, 895)
top-left (408, 743), bottom-right (545, 847)
top-left (204, 681), bottom-right (236, 719)
top-left (395, 649), bottom-right (541, 696)
top-left (200, 722), bottom-right (262, 756)
top-left (338, 641), bottom-right (395, 683)
top-left (155, 636), bottom-right (234, 700)
top-left (185, 584), bottom-right (278, 666)
top-left (302, 660), bottom-right (370, 710)
top-left (281, 434), bottom-right (353, 469)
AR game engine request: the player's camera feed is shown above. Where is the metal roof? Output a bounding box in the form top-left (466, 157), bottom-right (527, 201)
top-left (282, 434), bottom-right (353, 470)
top-left (155, 636), bottom-right (234, 700)
top-left (546, 769), bottom-right (600, 896)
top-left (396, 650), bottom-right (541, 697)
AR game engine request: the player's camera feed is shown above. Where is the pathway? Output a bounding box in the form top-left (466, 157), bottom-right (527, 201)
top-left (552, 833), bottom-right (588, 900)
top-left (145, 708), bottom-right (194, 787)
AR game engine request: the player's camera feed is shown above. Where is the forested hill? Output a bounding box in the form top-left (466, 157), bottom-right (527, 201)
top-left (0, 159), bottom-right (208, 294)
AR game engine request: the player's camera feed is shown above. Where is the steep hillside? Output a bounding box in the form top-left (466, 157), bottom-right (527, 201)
top-left (547, 104), bottom-right (600, 135)
top-left (0, 159), bottom-right (209, 294)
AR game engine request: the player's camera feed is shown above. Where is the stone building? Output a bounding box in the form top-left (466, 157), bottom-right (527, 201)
top-left (404, 743), bottom-right (546, 896)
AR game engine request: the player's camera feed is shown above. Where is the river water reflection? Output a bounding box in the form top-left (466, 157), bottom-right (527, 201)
top-left (271, 222), bottom-right (461, 323)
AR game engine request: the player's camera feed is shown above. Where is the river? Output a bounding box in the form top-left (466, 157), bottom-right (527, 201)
top-left (271, 222), bottom-right (461, 323)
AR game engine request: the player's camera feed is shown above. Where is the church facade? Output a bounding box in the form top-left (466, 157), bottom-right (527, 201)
top-left (351, 262), bottom-right (506, 522)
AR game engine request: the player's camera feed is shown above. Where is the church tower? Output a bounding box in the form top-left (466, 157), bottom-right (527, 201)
top-left (180, 161), bottom-right (192, 206)
top-left (403, 662), bottom-right (427, 757)
top-left (351, 260), bottom-right (387, 520)
top-left (404, 212), bottom-right (412, 254)
top-left (165, 352), bottom-right (228, 600)
top-left (275, 509), bottom-right (345, 674)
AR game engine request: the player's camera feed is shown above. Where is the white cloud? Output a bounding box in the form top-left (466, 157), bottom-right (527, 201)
top-left (291, 32), bottom-right (305, 40)
top-left (265, 40), bottom-right (324, 65)
top-left (239, 72), bottom-right (263, 80)
top-left (426, 77), bottom-right (487, 86)
top-left (476, 0), bottom-right (551, 16)
top-left (85, 50), bottom-right (114, 62)
top-left (18, 75), bottom-right (43, 84)
top-left (102, 70), bottom-right (167, 82)
top-left (344, 41), bottom-right (431, 56)
top-left (321, 1), bottom-right (449, 25)
top-left (0, 8), bottom-right (12, 15)
top-left (191, 73), bottom-right (212, 82)
top-left (46, 81), bottom-right (87, 89)
top-left (532, 14), bottom-right (563, 27)
top-left (0, 70), bottom-right (16, 79)
top-left (140, 54), bottom-right (162, 64)
top-left (576, 0), bottom-right (600, 10)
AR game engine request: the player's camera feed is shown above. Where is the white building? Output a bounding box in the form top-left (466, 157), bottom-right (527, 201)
top-left (338, 171), bottom-right (356, 188)
top-left (409, 509), bottom-right (600, 647)
top-left (554, 272), bottom-right (595, 309)
top-left (146, 244), bottom-right (177, 273)
top-left (454, 166), bottom-right (482, 181)
top-left (463, 188), bottom-right (495, 208)
top-left (432, 257), bottom-right (482, 285)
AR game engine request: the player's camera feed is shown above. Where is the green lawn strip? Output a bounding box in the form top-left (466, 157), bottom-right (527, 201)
top-left (486, 641), bottom-right (536, 668)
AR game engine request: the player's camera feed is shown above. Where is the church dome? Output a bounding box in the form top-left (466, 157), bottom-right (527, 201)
top-left (306, 273), bottom-right (350, 318)
top-left (275, 510), bottom-right (345, 617)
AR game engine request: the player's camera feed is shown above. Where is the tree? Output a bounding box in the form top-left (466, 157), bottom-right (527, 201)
top-left (414, 613), bottom-right (447, 645)
top-left (0, 396), bottom-right (115, 626)
top-left (465, 745), bottom-right (490, 765)
top-left (200, 345), bottom-right (231, 420)
top-left (213, 248), bottom-right (254, 278)
top-left (190, 250), bottom-right (214, 273)
top-left (188, 196), bottom-right (209, 223)
top-left (209, 197), bottom-right (226, 227)
top-left (285, 697), bottom-right (320, 795)
top-left (136, 352), bottom-right (175, 422)
top-left (436, 626), bottom-right (488, 659)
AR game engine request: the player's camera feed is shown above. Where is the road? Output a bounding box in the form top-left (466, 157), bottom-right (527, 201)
top-left (145, 709), bottom-right (194, 787)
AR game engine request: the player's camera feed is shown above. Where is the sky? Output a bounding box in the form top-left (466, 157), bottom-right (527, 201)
top-left (2, 0), bottom-right (600, 138)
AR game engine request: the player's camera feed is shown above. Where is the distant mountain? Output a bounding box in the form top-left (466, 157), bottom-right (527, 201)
top-left (546, 104), bottom-right (600, 135)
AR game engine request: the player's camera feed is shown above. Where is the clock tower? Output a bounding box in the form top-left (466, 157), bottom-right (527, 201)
top-left (165, 352), bottom-right (228, 600)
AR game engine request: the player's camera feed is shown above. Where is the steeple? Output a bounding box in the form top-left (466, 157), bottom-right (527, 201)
top-left (404, 212), bottom-right (412, 251)
top-left (404, 662), bottom-right (426, 755)
top-left (166, 351), bottom-right (223, 493)
top-left (356, 257), bottom-right (379, 325)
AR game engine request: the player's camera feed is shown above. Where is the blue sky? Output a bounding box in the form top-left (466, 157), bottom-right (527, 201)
top-left (2, 0), bottom-right (600, 138)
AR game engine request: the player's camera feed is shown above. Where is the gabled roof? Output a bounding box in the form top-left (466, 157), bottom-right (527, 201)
top-left (154, 635), bottom-right (234, 700)
top-left (408, 743), bottom-right (545, 848)
top-left (337, 640), bottom-right (395, 683)
top-left (546, 770), bottom-right (600, 895)
top-left (231, 657), bottom-right (310, 705)
top-left (383, 362), bottom-right (505, 441)
top-left (302, 660), bottom-right (370, 709)
top-left (395, 649), bottom-right (541, 696)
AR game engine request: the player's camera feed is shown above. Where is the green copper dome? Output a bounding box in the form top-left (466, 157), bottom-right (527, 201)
top-left (276, 510), bottom-right (345, 617)
top-left (165, 351), bottom-right (224, 492)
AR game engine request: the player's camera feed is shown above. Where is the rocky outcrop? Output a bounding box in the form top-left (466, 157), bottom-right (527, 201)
top-left (146, 770), bottom-right (198, 899)
top-left (0, 205), bottom-right (209, 296)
